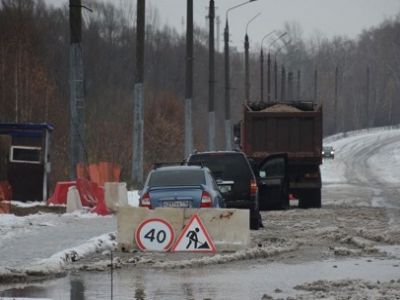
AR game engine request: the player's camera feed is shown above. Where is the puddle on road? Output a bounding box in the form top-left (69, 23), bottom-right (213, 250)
top-left (1, 257), bottom-right (400, 300)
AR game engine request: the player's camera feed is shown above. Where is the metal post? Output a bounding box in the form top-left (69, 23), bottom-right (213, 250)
top-left (224, 19), bottom-right (231, 150)
top-left (208, 0), bottom-right (215, 151)
top-left (281, 66), bottom-right (286, 101)
top-left (287, 71), bottom-right (293, 100)
top-left (274, 58), bottom-right (278, 101)
top-left (260, 49), bottom-right (264, 102)
top-left (132, 0), bottom-right (145, 184)
top-left (366, 66), bottom-right (370, 128)
top-left (244, 13), bottom-right (260, 103)
top-left (260, 30), bottom-right (276, 103)
top-left (296, 70), bottom-right (301, 99)
top-left (216, 16), bottom-right (221, 53)
top-left (244, 34), bottom-right (250, 102)
top-left (267, 52), bottom-right (271, 102)
top-left (184, 0), bottom-right (193, 157)
top-left (224, 1), bottom-right (257, 150)
top-left (314, 69), bottom-right (318, 102)
top-left (334, 65), bottom-right (338, 133)
top-left (69, 0), bottom-right (85, 180)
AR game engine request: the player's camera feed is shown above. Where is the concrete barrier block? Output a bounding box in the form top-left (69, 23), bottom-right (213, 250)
top-left (105, 182), bottom-right (128, 212)
top-left (117, 207), bottom-right (250, 252)
top-left (185, 208), bottom-right (250, 251)
top-left (66, 186), bottom-right (82, 213)
top-left (117, 206), bottom-right (184, 251)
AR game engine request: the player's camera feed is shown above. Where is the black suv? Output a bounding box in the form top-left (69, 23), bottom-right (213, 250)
top-left (186, 151), bottom-right (262, 230)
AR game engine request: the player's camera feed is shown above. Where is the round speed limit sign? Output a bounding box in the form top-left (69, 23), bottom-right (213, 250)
top-left (135, 218), bottom-right (175, 251)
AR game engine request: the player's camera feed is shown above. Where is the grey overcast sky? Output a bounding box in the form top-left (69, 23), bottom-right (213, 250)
top-left (46, 0), bottom-right (400, 49)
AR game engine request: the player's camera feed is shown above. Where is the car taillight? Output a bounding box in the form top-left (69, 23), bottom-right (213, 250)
top-left (140, 192), bottom-right (152, 208)
top-left (250, 180), bottom-right (258, 195)
top-left (200, 191), bottom-right (212, 208)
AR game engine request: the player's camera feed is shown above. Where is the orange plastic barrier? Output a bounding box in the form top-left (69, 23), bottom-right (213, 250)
top-left (47, 181), bottom-right (76, 205)
top-left (76, 162), bottom-right (121, 187)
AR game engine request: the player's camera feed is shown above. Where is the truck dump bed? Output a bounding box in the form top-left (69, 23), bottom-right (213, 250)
top-left (242, 101), bottom-right (322, 164)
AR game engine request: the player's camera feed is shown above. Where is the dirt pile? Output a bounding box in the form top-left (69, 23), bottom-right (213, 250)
top-left (261, 104), bottom-right (302, 112)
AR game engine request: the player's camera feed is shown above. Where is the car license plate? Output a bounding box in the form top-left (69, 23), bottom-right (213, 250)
top-left (162, 200), bottom-right (189, 208)
top-left (219, 185), bottom-right (231, 193)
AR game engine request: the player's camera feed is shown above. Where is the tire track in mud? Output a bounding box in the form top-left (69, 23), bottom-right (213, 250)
top-left (336, 130), bottom-right (400, 240)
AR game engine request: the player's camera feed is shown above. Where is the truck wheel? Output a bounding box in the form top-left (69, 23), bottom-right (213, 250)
top-left (298, 189), bottom-right (321, 208)
top-left (250, 205), bottom-right (261, 230)
top-left (309, 189), bottom-right (321, 208)
top-left (280, 183), bottom-right (290, 210)
top-left (280, 194), bottom-right (289, 210)
top-left (298, 192), bottom-right (307, 208)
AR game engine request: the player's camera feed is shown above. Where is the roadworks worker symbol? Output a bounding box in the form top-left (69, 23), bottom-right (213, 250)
top-left (172, 214), bottom-right (216, 253)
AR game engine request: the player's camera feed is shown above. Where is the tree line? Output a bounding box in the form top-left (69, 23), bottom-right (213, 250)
top-left (0, 0), bottom-right (399, 188)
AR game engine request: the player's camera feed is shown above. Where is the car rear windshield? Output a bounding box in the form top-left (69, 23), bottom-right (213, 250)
top-left (149, 169), bottom-right (205, 187)
top-left (188, 153), bottom-right (253, 181)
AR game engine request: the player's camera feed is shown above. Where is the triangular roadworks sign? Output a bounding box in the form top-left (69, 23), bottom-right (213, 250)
top-left (172, 214), bottom-right (216, 253)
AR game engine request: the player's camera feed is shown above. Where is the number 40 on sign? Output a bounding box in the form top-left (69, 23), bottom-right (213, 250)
top-left (135, 218), bottom-right (175, 251)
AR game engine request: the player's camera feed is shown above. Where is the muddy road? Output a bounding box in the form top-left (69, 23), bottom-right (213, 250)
top-left (1, 128), bottom-right (400, 299)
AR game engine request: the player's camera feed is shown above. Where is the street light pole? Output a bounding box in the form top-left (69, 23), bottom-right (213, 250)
top-left (208, 0), bottom-right (215, 151)
top-left (184, 0), bottom-right (193, 157)
top-left (267, 32), bottom-right (287, 102)
top-left (132, 0), bottom-right (145, 184)
top-left (260, 31), bottom-right (276, 103)
top-left (244, 13), bottom-right (261, 103)
top-left (224, 0), bottom-right (257, 151)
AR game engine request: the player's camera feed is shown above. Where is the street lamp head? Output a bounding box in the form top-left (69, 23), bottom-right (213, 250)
top-left (261, 30), bottom-right (276, 50)
top-left (245, 12), bottom-right (261, 35)
top-left (268, 32), bottom-right (288, 52)
top-left (226, 0), bottom-right (258, 20)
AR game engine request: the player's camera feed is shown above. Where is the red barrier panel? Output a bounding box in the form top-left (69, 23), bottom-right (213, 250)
top-left (0, 181), bottom-right (12, 201)
top-left (48, 178), bottom-right (110, 215)
top-left (48, 181), bottom-right (76, 205)
top-left (76, 178), bottom-right (110, 215)
top-left (0, 200), bottom-right (10, 214)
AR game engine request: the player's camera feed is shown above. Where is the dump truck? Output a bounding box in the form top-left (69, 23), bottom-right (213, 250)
top-left (236, 101), bottom-right (323, 210)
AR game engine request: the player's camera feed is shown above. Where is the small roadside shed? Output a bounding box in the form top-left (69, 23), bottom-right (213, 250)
top-left (0, 123), bottom-right (53, 202)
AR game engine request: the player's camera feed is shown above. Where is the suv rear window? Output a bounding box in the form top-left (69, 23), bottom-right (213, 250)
top-left (149, 169), bottom-right (205, 187)
top-left (188, 153), bottom-right (253, 182)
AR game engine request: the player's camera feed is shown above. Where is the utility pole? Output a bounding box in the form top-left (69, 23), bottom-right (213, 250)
top-left (260, 30), bottom-right (276, 103)
top-left (244, 34), bottom-right (250, 102)
top-left (274, 58), bottom-right (278, 101)
top-left (267, 52), bottom-right (271, 102)
top-left (132, 0), bottom-right (145, 184)
top-left (224, 17), bottom-right (231, 150)
top-left (366, 66), bottom-right (370, 128)
top-left (184, 0), bottom-right (193, 157)
top-left (314, 69), bottom-right (318, 102)
top-left (280, 66), bottom-right (286, 101)
top-left (216, 15), bottom-right (221, 53)
top-left (287, 71), bottom-right (293, 100)
top-left (69, 0), bottom-right (85, 180)
top-left (224, 1), bottom-right (257, 150)
top-left (296, 70), bottom-right (301, 99)
top-left (260, 48), bottom-right (264, 102)
top-left (334, 65), bottom-right (338, 133)
top-left (208, 0), bottom-right (215, 151)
